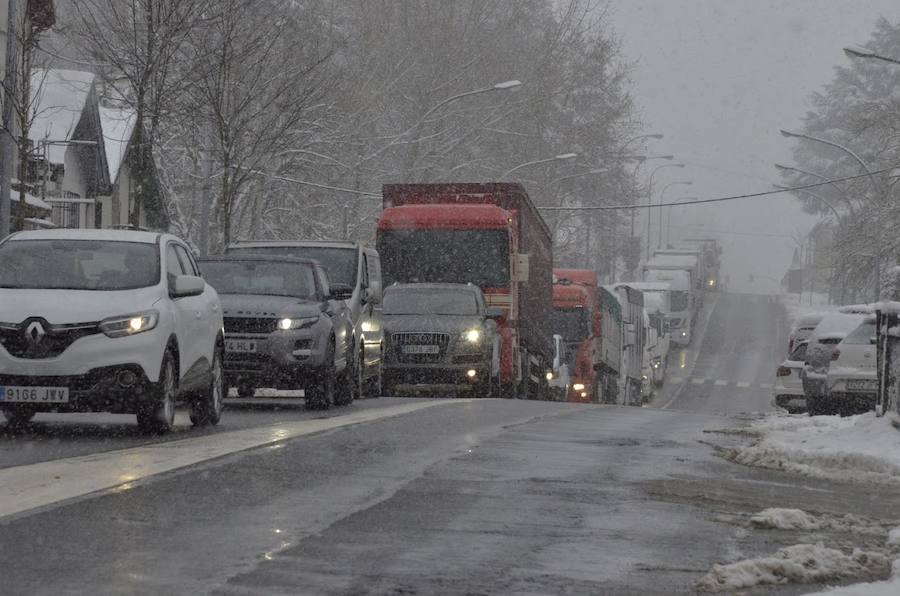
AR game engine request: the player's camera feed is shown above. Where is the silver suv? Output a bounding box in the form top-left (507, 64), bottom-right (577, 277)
top-left (228, 241), bottom-right (383, 398)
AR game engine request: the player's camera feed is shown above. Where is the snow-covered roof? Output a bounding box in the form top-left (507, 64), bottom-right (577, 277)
top-left (11, 228), bottom-right (161, 244)
top-left (29, 69), bottom-right (96, 165)
top-left (98, 102), bottom-right (136, 182)
top-left (10, 191), bottom-right (51, 210)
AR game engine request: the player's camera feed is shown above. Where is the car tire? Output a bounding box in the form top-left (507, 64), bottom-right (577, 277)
top-left (333, 352), bottom-right (355, 408)
top-left (190, 348), bottom-right (225, 427)
top-left (2, 406), bottom-right (35, 428)
top-left (306, 340), bottom-right (336, 410)
top-left (363, 346), bottom-right (383, 399)
top-left (138, 351), bottom-right (177, 434)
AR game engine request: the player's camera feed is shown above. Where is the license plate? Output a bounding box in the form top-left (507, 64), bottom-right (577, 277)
top-left (226, 339), bottom-right (258, 354)
top-left (0, 386), bottom-right (69, 403)
top-left (401, 345), bottom-right (439, 354)
top-left (847, 379), bottom-right (876, 391)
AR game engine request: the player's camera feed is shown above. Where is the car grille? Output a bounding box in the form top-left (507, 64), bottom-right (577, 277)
top-left (0, 320), bottom-right (101, 359)
top-left (224, 317), bottom-right (278, 334)
top-left (393, 332), bottom-right (450, 364)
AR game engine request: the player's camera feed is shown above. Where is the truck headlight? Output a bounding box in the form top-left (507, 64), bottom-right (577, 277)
top-left (572, 383), bottom-right (585, 392)
top-left (100, 310), bottom-right (159, 338)
top-left (464, 328), bottom-right (481, 343)
top-left (278, 316), bottom-right (318, 330)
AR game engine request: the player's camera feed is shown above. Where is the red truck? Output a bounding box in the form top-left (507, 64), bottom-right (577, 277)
top-left (378, 183), bottom-right (554, 399)
top-left (551, 269), bottom-right (602, 403)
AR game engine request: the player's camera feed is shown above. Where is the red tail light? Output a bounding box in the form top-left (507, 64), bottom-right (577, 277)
top-left (776, 366), bottom-right (792, 377)
top-left (831, 348), bottom-right (840, 361)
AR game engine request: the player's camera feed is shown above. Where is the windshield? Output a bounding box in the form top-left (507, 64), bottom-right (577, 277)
top-left (378, 229), bottom-right (509, 287)
top-left (228, 246), bottom-right (357, 287)
top-left (843, 322), bottom-right (876, 345)
top-left (548, 307), bottom-right (590, 343)
top-left (0, 239), bottom-right (159, 290)
top-left (642, 291), bottom-right (667, 312)
top-left (670, 291), bottom-right (689, 311)
top-left (383, 289), bottom-right (479, 315)
top-left (201, 260), bottom-right (317, 298)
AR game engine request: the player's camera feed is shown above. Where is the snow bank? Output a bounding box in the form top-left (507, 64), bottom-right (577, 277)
top-left (804, 560), bottom-right (900, 595)
top-left (696, 543), bottom-right (889, 592)
top-left (724, 413), bottom-right (900, 484)
top-left (750, 508), bottom-right (821, 530)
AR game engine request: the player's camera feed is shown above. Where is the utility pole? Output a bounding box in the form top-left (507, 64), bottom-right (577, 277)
top-left (1, 0), bottom-right (21, 239)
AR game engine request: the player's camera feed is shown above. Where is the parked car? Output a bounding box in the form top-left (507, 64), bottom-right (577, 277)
top-left (801, 312), bottom-right (865, 412)
top-left (788, 312), bottom-right (823, 354)
top-left (228, 241), bottom-right (383, 398)
top-left (198, 255), bottom-right (354, 410)
top-left (0, 229), bottom-right (224, 433)
top-left (823, 316), bottom-right (877, 416)
top-left (773, 340), bottom-right (808, 413)
top-left (381, 283), bottom-right (501, 396)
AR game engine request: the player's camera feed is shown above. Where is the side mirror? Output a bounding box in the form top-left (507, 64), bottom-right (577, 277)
top-left (330, 283), bottom-right (354, 301)
top-left (172, 275), bottom-right (205, 298)
top-left (485, 307), bottom-right (504, 320)
top-left (365, 280), bottom-right (383, 305)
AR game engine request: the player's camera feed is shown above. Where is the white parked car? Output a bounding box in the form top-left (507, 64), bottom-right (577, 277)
top-left (824, 316), bottom-right (877, 416)
top-left (787, 312), bottom-right (823, 354)
top-left (0, 229), bottom-right (224, 433)
top-left (801, 312), bottom-right (864, 409)
top-left (773, 340), bottom-right (807, 413)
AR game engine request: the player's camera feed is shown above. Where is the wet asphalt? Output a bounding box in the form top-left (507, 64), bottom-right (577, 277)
top-left (2, 292), bottom-right (899, 595)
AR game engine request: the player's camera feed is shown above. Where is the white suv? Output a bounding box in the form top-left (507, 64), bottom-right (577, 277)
top-left (0, 229), bottom-right (224, 433)
top-left (825, 316), bottom-right (877, 416)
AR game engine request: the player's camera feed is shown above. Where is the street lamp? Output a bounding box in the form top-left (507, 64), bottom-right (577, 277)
top-left (628, 155), bottom-right (674, 237)
top-left (644, 163), bottom-right (685, 258)
top-left (843, 45), bottom-right (900, 66)
top-left (772, 184), bottom-right (841, 220)
top-left (657, 181), bottom-right (692, 248)
top-left (500, 152), bottom-right (577, 179)
top-left (779, 129), bottom-right (883, 299)
top-left (774, 163), bottom-right (857, 215)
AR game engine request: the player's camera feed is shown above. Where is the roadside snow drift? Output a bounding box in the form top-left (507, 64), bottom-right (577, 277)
top-left (696, 543), bottom-right (889, 592)
top-left (722, 413), bottom-right (900, 484)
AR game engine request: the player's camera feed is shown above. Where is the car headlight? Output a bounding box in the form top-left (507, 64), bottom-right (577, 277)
top-left (463, 328), bottom-right (481, 343)
top-left (100, 310), bottom-right (159, 338)
top-left (278, 316), bottom-right (319, 330)
top-left (572, 382), bottom-right (585, 392)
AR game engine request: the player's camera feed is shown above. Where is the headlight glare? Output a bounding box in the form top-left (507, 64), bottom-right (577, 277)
top-left (100, 310), bottom-right (159, 338)
top-left (464, 328), bottom-right (481, 343)
top-left (278, 316), bottom-right (318, 330)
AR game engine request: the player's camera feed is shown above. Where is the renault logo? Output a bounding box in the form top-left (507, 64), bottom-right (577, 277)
top-left (25, 321), bottom-right (46, 345)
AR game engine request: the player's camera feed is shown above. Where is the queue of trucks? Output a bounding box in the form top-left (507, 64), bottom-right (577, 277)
top-left (372, 182), bottom-right (721, 404)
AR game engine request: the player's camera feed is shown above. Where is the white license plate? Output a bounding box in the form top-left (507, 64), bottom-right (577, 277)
top-left (847, 379), bottom-right (876, 391)
top-left (226, 339), bottom-right (258, 354)
top-left (0, 386), bottom-right (69, 403)
top-left (401, 345), bottom-right (439, 354)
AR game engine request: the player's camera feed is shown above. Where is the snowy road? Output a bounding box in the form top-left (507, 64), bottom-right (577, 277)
top-left (1, 293), bottom-right (898, 594)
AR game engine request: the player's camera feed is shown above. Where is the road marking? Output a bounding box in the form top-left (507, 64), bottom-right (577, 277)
top-left (0, 400), bottom-right (474, 521)
top-left (736, 382), bottom-right (751, 388)
top-left (714, 380), bottom-right (728, 386)
top-left (691, 378), bottom-right (705, 385)
top-left (759, 383), bottom-right (773, 389)
top-left (669, 377), bottom-right (683, 384)
top-left (661, 293), bottom-right (721, 410)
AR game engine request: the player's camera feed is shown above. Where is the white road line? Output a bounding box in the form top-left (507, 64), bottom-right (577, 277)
top-left (736, 382), bottom-right (751, 388)
top-left (669, 377), bottom-right (684, 385)
top-left (691, 378), bottom-right (705, 385)
top-left (0, 400), bottom-right (473, 520)
top-left (714, 380), bottom-right (728, 386)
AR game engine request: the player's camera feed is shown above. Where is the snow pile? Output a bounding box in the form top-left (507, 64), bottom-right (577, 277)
top-left (804, 560), bottom-right (900, 595)
top-left (887, 527), bottom-right (900, 547)
top-left (750, 508), bottom-right (821, 530)
top-left (696, 543), bottom-right (890, 592)
top-left (724, 413), bottom-right (900, 484)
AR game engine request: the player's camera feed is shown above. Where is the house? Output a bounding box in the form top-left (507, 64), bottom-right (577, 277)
top-left (24, 68), bottom-right (168, 230)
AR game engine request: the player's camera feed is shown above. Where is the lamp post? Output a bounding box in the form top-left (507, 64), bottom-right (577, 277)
top-left (779, 129), bottom-right (883, 300)
top-left (657, 181), bottom-right (691, 248)
top-left (644, 163), bottom-right (685, 259)
top-left (843, 45), bottom-right (900, 66)
top-left (500, 152), bottom-right (577, 179)
top-left (774, 163), bottom-right (856, 216)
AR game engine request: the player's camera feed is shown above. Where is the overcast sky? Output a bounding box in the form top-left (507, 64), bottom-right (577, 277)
top-left (610, 0), bottom-right (899, 294)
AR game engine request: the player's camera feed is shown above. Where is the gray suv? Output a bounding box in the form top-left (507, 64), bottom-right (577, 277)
top-left (228, 241), bottom-right (383, 399)
top-left (198, 256), bottom-right (354, 410)
top-left (382, 283), bottom-right (501, 396)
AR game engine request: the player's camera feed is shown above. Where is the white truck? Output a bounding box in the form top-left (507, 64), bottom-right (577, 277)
top-left (628, 282), bottom-right (672, 387)
top-left (642, 269), bottom-right (694, 346)
top-left (607, 283), bottom-right (647, 406)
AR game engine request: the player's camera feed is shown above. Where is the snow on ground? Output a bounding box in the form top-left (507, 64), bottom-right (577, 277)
top-left (696, 542), bottom-right (890, 592)
top-left (723, 412), bottom-right (900, 484)
top-left (805, 556), bottom-right (900, 595)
